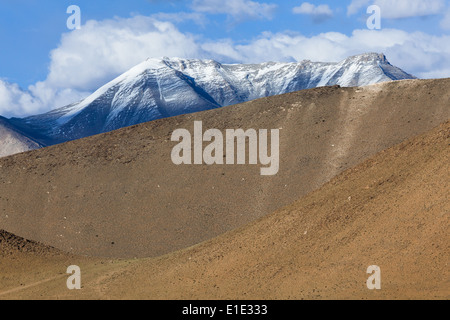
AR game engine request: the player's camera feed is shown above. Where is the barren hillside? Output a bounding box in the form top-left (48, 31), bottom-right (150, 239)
top-left (0, 78), bottom-right (448, 258)
top-left (1, 120), bottom-right (448, 300)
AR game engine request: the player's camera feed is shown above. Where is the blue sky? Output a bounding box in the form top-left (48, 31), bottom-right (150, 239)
top-left (0, 0), bottom-right (449, 117)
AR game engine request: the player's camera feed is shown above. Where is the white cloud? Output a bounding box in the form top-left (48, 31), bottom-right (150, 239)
top-left (1, 14), bottom-right (450, 118)
top-left (441, 8), bottom-right (450, 29)
top-left (0, 16), bottom-right (205, 118)
top-left (0, 79), bottom-right (89, 118)
top-left (192, 0), bottom-right (277, 20)
top-left (46, 16), bottom-right (203, 92)
top-left (348, 0), bottom-right (371, 16)
top-left (293, 2), bottom-right (333, 22)
top-left (52, 20), bottom-right (447, 87)
top-left (150, 12), bottom-right (208, 27)
top-left (0, 80), bottom-right (40, 117)
top-left (204, 29), bottom-right (450, 80)
top-left (348, 0), bottom-right (446, 18)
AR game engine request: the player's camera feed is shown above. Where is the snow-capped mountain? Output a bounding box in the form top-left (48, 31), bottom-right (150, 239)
top-left (9, 53), bottom-right (415, 146)
top-left (0, 117), bottom-right (44, 157)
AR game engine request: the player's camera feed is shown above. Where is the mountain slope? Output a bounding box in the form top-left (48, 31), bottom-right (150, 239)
top-left (90, 120), bottom-right (450, 300)
top-left (1, 120), bottom-right (448, 300)
top-left (0, 117), bottom-right (43, 158)
top-left (10, 53), bottom-right (415, 145)
top-left (0, 78), bottom-right (447, 259)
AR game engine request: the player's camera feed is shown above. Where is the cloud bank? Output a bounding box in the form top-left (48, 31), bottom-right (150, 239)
top-left (192, 0), bottom-right (277, 21)
top-left (348, 0), bottom-right (446, 18)
top-left (1, 14), bottom-right (449, 118)
top-left (293, 2), bottom-right (333, 23)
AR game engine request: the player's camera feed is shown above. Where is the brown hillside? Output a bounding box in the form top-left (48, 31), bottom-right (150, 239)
top-left (0, 78), bottom-right (449, 258)
top-left (0, 230), bottom-right (85, 298)
top-left (96, 120), bottom-right (450, 300)
top-left (1, 120), bottom-right (448, 300)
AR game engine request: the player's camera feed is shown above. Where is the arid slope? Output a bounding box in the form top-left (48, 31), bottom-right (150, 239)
top-left (0, 79), bottom-right (449, 258)
top-left (1, 120), bottom-right (448, 300)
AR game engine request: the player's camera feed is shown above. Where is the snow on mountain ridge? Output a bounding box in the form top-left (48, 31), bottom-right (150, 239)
top-left (9, 53), bottom-right (415, 146)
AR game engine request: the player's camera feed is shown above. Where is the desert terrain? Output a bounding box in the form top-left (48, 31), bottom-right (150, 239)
top-left (0, 78), bottom-right (448, 259)
top-left (0, 78), bottom-right (448, 299)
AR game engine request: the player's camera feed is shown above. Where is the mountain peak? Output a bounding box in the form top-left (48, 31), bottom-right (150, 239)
top-left (7, 53), bottom-right (415, 149)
